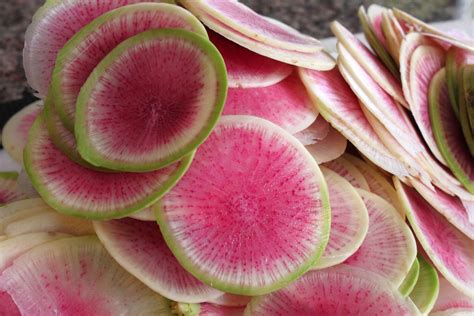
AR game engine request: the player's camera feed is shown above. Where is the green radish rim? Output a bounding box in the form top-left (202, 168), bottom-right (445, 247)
top-left (410, 255), bottom-right (439, 314)
top-left (51, 2), bottom-right (208, 131)
top-left (74, 29), bottom-right (227, 172)
top-left (446, 48), bottom-right (460, 118)
top-left (459, 65), bottom-right (474, 156)
top-left (0, 172), bottom-right (19, 181)
top-left (399, 257), bottom-right (420, 297)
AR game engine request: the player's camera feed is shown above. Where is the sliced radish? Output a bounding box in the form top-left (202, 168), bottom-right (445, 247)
top-left (399, 257), bottom-right (420, 296)
top-left (0, 291), bottom-right (19, 316)
top-left (0, 173), bottom-right (27, 206)
top-left (298, 67), bottom-right (409, 177)
top-left (323, 156), bottom-right (370, 190)
top-left (367, 4), bottom-right (388, 48)
top-left (313, 167), bottom-right (369, 269)
top-left (52, 3), bottom-right (208, 130)
top-left (244, 264), bottom-right (420, 315)
top-left (176, 302), bottom-right (244, 316)
top-left (293, 115), bottom-right (330, 146)
top-left (0, 236), bottom-right (172, 314)
top-left (75, 29), bottom-right (226, 172)
top-left (380, 9), bottom-right (405, 64)
top-left (208, 31), bottom-right (293, 88)
top-left (430, 68), bottom-right (474, 193)
top-left (181, 0), bottom-right (321, 53)
top-left (395, 179), bottom-right (474, 297)
top-left (1, 101), bottom-right (42, 163)
top-left (410, 255), bottom-right (439, 314)
top-left (345, 189), bottom-right (417, 287)
top-left (128, 207), bottom-right (155, 221)
top-left (156, 115), bottom-right (330, 295)
top-left (94, 218), bottom-right (223, 303)
top-left (222, 72), bottom-right (317, 133)
top-left (24, 116), bottom-right (193, 220)
top-left (446, 47), bottom-right (474, 117)
top-left (459, 65), bottom-right (474, 156)
top-left (431, 277), bottom-right (474, 314)
top-left (305, 127), bottom-right (347, 164)
top-left (207, 293), bottom-right (252, 307)
top-left (0, 198), bottom-right (47, 223)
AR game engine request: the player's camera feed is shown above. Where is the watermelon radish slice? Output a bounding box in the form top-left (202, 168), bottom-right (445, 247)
top-left (367, 4), bottom-right (389, 48)
top-left (410, 255), bottom-right (439, 314)
top-left (399, 257), bottom-right (420, 297)
top-left (181, 0), bottom-right (321, 53)
top-left (446, 47), bottom-right (474, 117)
top-left (24, 0), bottom-right (173, 98)
top-left (459, 65), bottom-right (474, 155)
top-left (395, 179), bottom-right (474, 297)
top-left (1, 100), bottom-right (42, 163)
top-left (222, 72), bottom-right (317, 133)
top-left (243, 264), bottom-right (420, 315)
top-left (331, 21), bottom-right (407, 108)
top-left (345, 189), bottom-right (417, 287)
top-left (293, 115), bottom-right (330, 146)
top-left (409, 179), bottom-right (474, 239)
top-left (24, 116), bottom-right (193, 220)
top-left (207, 293), bottom-right (252, 307)
top-left (298, 67), bottom-right (409, 178)
top-left (129, 207), bottom-right (155, 221)
top-left (323, 156), bottom-right (370, 190)
top-left (312, 167), bottom-right (369, 269)
top-left (155, 115), bottom-right (330, 295)
top-left (304, 127), bottom-right (347, 164)
top-left (380, 10), bottom-right (405, 64)
top-left (429, 68), bottom-right (474, 193)
top-left (208, 30), bottom-right (293, 88)
top-left (0, 291), bottom-right (19, 316)
top-left (52, 3), bottom-right (208, 131)
top-left (180, 1), bottom-right (335, 70)
top-left (431, 307), bottom-right (474, 315)
top-left (176, 302), bottom-right (245, 316)
top-left (0, 198), bottom-right (47, 223)
top-left (94, 218), bottom-right (223, 303)
top-left (75, 29), bottom-right (226, 172)
top-left (410, 45), bottom-right (447, 165)
top-left (0, 173), bottom-right (27, 206)
top-left (431, 277), bottom-right (474, 314)
top-left (0, 236), bottom-right (172, 315)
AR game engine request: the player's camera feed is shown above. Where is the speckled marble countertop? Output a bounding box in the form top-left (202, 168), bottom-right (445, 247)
top-left (0, 0), bottom-right (457, 104)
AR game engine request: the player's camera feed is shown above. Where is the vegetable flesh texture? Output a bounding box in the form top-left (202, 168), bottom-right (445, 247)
top-left (304, 127), bottom-right (347, 164)
top-left (324, 156), bottom-right (370, 191)
top-left (0, 173), bottom-right (26, 205)
top-left (409, 255), bottom-right (439, 314)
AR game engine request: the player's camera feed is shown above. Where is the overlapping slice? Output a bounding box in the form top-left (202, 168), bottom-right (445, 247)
top-left (24, 0), bottom-right (172, 97)
top-left (410, 255), bottom-right (439, 314)
top-left (24, 116), bottom-right (193, 220)
top-left (222, 73), bottom-right (316, 133)
top-left (243, 265), bottom-right (420, 315)
top-left (176, 302), bottom-right (245, 316)
top-left (155, 115), bottom-right (330, 295)
top-left (345, 189), bottom-right (417, 287)
top-left (293, 115), bottom-right (330, 146)
top-left (399, 258), bottom-right (420, 296)
top-left (312, 167), bottom-right (369, 269)
top-left (94, 218), bottom-right (223, 303)
top-left (1, 100), bottom-right (42, 163)
top-left (129, 207), bottom-right (155, 221)
top-left (395, 180), bottom-right (474, 297)
top-left (207, 293), bottom-right (252, 307)
top-left (298, 67), bottom-right (408, 177)
top-left (380, 9), bottom-right (405, 64)
top-left (323, 156), bottom-right (370, 190)
top-left (0, 173), bottom-right (27, 206)
top-left (52, 3), bottom-right (208, 130)
top-left (430, 68), bottom-right (474, 193)
top-left (75, 29), bottom-right (227, 172)
top-left (446, 47), bottom-right (474, 117)
top-left (304, 127), bottom-right (347, 164)
top-left (0, 236), bottom-right (172, 315)
top-left (459, 65), bottom-right (474, 155)
top-left (431, 277), bottom-right (474, 314)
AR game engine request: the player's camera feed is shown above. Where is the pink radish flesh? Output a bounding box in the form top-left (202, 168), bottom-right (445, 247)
top-left (432, 277), bottom-right (474, 313)
top-left (0, 292), bottom-right (19, 316)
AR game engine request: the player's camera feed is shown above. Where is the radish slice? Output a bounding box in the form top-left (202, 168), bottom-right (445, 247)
top-left (367, 4), bottom-right (388, 48)
top-left (446, 47), bottom-right (474, 117)
top-left (324, 156), bottom-right (370, 190)
top-left (207, 293), bottom-right (252, 307)
top-left (208, 31), bottom-right (293, 88)
top-left (380, 9), bottom-right (405, 64)
top-left (128, 207), bottom-right (155, 221)
top-left (410, 255), bottom-right (439, 314)
top-left (459, 64), bottom-right (474, 156)
top-left (431, 277), bottom-right (474, 313)
top-left (399, 257), bottom-right (420, 296)
top-left (293, 115), bottom-right (330, 146)
top-left (223, 72), bottom-right (317, 133)
top-left (395, 179), bottom-right (474, 298)
top-left (176, 302), bottom-right (244, 316)
top-left (305, 127), bottom-right (347, 164)
top-left (0, 173), bottom-right (27, 206)
top-left (298, 67), bottom-right (409, 177)
top-left (181, 0), bottom-right (322, 53)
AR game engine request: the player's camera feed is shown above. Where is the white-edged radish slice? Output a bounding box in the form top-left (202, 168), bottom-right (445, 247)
top-left (367, 4), bottom-right (389, 48)
top-left (305, 127), bottom-right (347, 164)
top-left (323, 156), bottom-right (370, 190)
top-left (128, 207), bottom-right (155, 221)
top-left (431, 277), bottom-right (474, 314)
top-left (410, 255), bottom-right (439, 314)
top-left (293, 115), bottom-right (329, 146)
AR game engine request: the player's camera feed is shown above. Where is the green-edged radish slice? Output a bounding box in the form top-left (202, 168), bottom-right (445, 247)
top-left (155, 115), bottom-right (330, 295)
top-left (24, 116), bottom-right (193, 220)
top-left (431, 277), bottom-right (474, 314)
top-left (459, 65), bottom-right (474, 156)
top-left (399, 258), bottom-right (420, 297)
top-left (313, 167), bottom-right (369, 269)
top-left (129, 207), bottom-right (155, 221)
top-left (305, 127), bottom-right (347, 164)
top-left (298, 67), bottom-right (409, 178)
top-left (0, 236), bottom-right (172, 315)
top-left (380, 10), bottom-right (405, 65)
top-left (52, 3), bottom-right (208, 131)
top-left (94, 218), bottom-right (223, 303)
top-left (207, 293), bottom-right (252, 307)
top-left (430, 68), bottom-right (474, 193)
top-left (1, 101), bottom-right (42, 163)
top-left (410, 255), bottom-right (439, 314)
top-left (331, 21), bottom-right (407, 108)
top-left (75, 29), bottom-right (226, 172)
top-left (446, 47), bottom-right (474, 118)
top-left (0, 173), bottom-right (26, 206)
top-left (395, 179), bottom-right (474, 298)
top-left (323, 156), bottom-right (370, 190)
top-left (175, 302), bottom-right (244, 316)
top-left (345, 189), bottom-right (417, 287)
top-left (244, 264), bottom-right (420, 315)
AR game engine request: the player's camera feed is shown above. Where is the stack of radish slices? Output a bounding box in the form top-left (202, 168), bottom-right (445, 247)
top-left (0, 1), bottom-right (472, 315)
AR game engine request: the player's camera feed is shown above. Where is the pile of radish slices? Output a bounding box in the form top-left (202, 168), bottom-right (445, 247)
top-left (0, 0), bottom-right (473, 315)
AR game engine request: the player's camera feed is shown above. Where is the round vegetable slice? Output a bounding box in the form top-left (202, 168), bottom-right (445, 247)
top-left (75, 29), bottom-right (226, 172)
top-left (222, 72), bottom-right (316, 133)
top-left (24, 116), bottom-right (193, 220)
top-left (244, 264), bottom-right (420, 315)
top-left (176, 302), bottom-right (245, 316)
top-left (52, 3), bottom-right (208, 130)
top-left (446, 47), bottom-right (474, 117)
top-left (345, 189), bottom-right (417, 287)
top-left (304, 127), bottom-right (347, 164)
top-left (1, 100), bottom-right (42, 163)
top-left (432, 277), bottom-right (474, 314)
top-left (459, 65), bottom-right (474, 156)
top-left (207, 293), bottom-right (252, 307)
top-left (395, 179), bottom-right (474, 298)
top-left (208, 30), bottom-right (293, 88)
top-left (323, 156), bottom-right (370, 190)
top-left (94, 218), bottom-right (223, 303)
top-left (155, 115), bottom-right (330, 295)
top-left (0, 173), bottom-right (27, 206)
top-left (410, 255), bottom-right (439, 314)
top-left (129, 207), bottom-right (155, 221)
top-left (399, 257), bottom-right (420, 296)
top-left (0, 236), bottom-right (172, 315)
top-left (293, 115), bottom-right (330, 146)
top-left (313, 167), bottom-right (369, 269)
top-left (430, 68), bottom-right (474, 193)
top-left (0, 198), bottom-right (47, 222)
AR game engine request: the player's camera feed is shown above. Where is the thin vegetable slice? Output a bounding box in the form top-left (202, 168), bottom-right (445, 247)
top-left (323, 156), bottom-right (370, 190)
top-left (176, 302), bottom-right (244, 316)
top-left (399, 258), bottom-right (420, 297)
top-left (431, 277), bottom-right (474, 314)
top-left (410, 255), bottom-right (439, 314)
top-left (305, 127), bottom-right (347, 164)
top-left (293, 115), bottom-right (330, 146)
top-left (446, 47), bottom-right (474, 117)
top-left (0, 173), bottom-right (27, 206)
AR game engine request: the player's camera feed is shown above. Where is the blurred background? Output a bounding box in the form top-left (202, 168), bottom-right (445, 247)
top-left (0, 0), bottom-right (470, 110)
